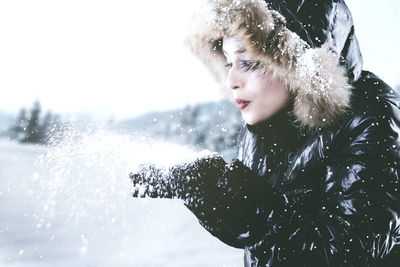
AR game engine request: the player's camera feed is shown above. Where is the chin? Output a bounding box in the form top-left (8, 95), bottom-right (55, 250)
top-left (243, 112), bottom-right (273, 125)
top-left (244, 120), bottom-right (257, 126)
top-left (242, 115), bottom-right (260, 126)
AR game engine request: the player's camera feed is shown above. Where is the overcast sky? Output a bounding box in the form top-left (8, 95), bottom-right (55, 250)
top-left (0, 0), bottom-right (399, 120)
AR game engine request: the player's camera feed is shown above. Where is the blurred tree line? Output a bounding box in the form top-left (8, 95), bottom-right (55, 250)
top-left (6, 101), bottom-right (65, 144)
top-left (3, 99), bottom-right (243, 157)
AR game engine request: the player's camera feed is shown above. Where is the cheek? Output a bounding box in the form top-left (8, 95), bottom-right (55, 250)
top-left (255, 79), bottom-right (289, 109)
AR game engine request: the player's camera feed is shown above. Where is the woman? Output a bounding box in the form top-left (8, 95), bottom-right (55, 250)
top-left (130, 0), bottom-right (400, 266)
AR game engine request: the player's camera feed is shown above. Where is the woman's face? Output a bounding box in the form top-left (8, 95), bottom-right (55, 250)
top-left (222, 37), bottom-right (290, 125)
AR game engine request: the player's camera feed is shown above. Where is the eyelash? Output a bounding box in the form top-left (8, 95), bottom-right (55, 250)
top-left (225, 60), bottom-right (260, 72)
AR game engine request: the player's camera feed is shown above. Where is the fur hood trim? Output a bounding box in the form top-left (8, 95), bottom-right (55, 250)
top-left (185, 0), bottom-right (353, 129)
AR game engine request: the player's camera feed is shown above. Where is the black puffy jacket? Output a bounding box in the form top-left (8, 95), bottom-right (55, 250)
top-left (131, 0), bottom-right (400, 266)
top-left (234, 71), bottom-right (400, 266)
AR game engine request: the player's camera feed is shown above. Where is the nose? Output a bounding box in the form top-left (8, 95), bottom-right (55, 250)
top-left (227, 66), bottom-right (243, 90)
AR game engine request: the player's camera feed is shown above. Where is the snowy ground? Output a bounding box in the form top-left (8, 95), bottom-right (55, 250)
top-left (0, 136), bottom-right (242, 267)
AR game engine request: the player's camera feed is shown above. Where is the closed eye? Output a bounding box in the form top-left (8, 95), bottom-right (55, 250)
top-left (225, 60), bottom-right (261, 71)
top-left (240, 60), bottom-right (252, 68)
top-left (240, 60), bottom-right (260, 71)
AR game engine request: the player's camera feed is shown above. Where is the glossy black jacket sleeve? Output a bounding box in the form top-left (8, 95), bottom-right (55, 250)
top-left (183, 159), bottom-right (280, 249)
top-left (129, 155), bottom-right (278, 248)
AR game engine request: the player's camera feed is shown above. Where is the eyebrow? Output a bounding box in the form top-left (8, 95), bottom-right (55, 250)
top-left (222, 48), bottom-right (246, 56)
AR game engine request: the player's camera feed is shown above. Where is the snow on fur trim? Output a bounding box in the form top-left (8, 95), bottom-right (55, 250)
top-left (185, 0), bottom-right (352, 129)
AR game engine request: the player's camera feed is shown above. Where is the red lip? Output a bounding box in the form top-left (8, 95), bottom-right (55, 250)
top-left (235, 98), bottom-right (251, 110)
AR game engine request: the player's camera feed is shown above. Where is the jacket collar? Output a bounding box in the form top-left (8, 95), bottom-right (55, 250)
top-left (246, 99), bottom-right (309, 150)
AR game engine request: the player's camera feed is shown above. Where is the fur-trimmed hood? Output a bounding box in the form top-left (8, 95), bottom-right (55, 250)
top-left (186, 0), bottom-right (363, 129)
